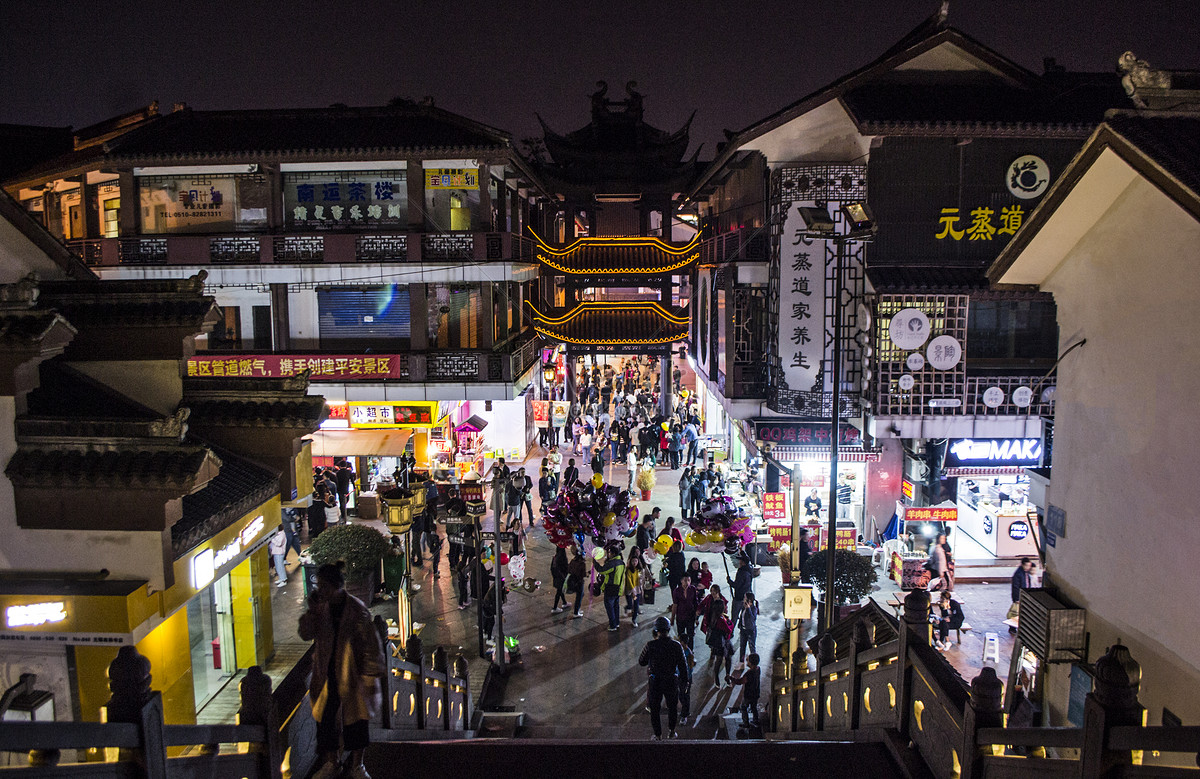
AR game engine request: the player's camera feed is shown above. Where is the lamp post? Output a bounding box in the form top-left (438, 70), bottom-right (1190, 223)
top-left (793, 203), bottom-right (874, 630)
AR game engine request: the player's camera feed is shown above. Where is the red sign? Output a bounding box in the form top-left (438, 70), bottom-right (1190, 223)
top-left (905, 506), bottom-right (958, 523)
top-left (186, 354), bottom-right (406, 380)
top-left (767, 523), bottom-right (791, 552)
top-left (532, 401), bottom-right (550, 429)
top-left (901, 479), bottom-right (915, 500)
top-left (754, 421), bottom-right (862, 446)
top-left (762, 492), bottom-right (787, 520)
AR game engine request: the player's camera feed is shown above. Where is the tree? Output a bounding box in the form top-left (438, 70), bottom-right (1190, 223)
top-left (803, 549), bottom-right (877, 606)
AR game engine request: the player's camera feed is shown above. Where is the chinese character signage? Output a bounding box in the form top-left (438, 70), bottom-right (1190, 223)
top-left (425, 168), bottom-right (479, 190)
top-left (866, 138), bottom-right (1081, 266)
top-left (139, 175), bottom-right (244, 233)
top-left (283, 170), bottom-right (408, 230)
top-left (186, 354), bottom-right (405, 380)
top-left (754, 421), bottom-right (862, 447)
top-left (762, 492), bottom-right (787, 520)
top-left (349, 402), bottom-right (438, 428)
top-left (905, 506), bottom-right (958, 523)
top-left (551, 401), bottom-right (570, 428)
top-left (532, 401), bottom-right (550, 429)
top-left (945, 438), bottom-right (1043, 468)
top-left (901, 479), bottom-right (915, 500)
top-left (779, 203), bottom-right (827, 392)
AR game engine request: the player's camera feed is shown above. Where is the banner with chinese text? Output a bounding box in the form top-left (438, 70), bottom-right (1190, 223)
top-left (779, 203), bottom-right (827, 393)
top-left (532, 401), bottom-right (550, 429)
top-left (762, 492), bottom-right (787, 520)
top-left (186, 354), bottom-right (405, 380)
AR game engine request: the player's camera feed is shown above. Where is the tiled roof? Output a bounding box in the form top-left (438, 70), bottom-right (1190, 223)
top-left (867, 265), bottom-right (990, 292)
top-left (532, 303), bottom-right (689, 347)
top-left (25, 361), bottom-right (162, 421)
top-left (1107, 113), bottom-right (1200, 201)
top-left (174, 445), bottom-right (279, 557)
top-left (533, 234), bottom-right (700, 276)
top-left (184, 397), bottom-right (327, 428)
top-left (0, 311), bottom-right (76, 348)
top-left (806, 599), bottom-right (899, 662)
top-left (6, 445), bottom-right (216, 489)
top-left (107, 105), bottom-right (511, 161)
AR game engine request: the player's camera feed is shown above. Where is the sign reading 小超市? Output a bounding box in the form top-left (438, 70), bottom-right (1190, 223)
top-left (186, 354), bottom-right (406, 380)
top-left (905, 506), bottom-right (958, 523)
top-left (945, 438), bottom-right (1043, 468)
top-left (349, 402), bottom-right (438, 428)
top-left (754, 421), bottom-right (862, 446)
top-left (762, 492), bottom-right (787, 520)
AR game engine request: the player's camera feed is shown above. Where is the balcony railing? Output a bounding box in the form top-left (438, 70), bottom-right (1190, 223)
top-left (66, 231), bottom-right (537, 267)
top-left (699, 227), bottom-right (769, 265)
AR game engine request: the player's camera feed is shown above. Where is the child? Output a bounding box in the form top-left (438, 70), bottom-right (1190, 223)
top-left (730, 653), bottom-right (761, 729)
top-left (698, 561), bottom-right (714, 589)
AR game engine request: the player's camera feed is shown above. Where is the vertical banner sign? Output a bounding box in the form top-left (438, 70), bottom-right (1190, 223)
top-left (551, 401), bottom-right (570, 428)
top-left (532, 400), bottom-right (550, 429)
top-left (780, 203), bottom-right (827, 392)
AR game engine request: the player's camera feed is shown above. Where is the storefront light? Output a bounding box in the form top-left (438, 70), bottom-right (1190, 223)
top-left (6, 602), bottom-right (67, 629)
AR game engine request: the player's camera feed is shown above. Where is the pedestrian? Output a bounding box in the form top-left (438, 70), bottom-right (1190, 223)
top-left (671, 574), bottom-right (701, 650)
top-left (699, 584), bottom-right (728, 638)
top-left (664, 540), bottom-right (686, 592)
top-left (298, 563), bottom-right (386, 779)
top-left (504, 473), bottom-right (523, 533)
top-left (836, 476), bottom-right (853, 519)
top-left (550, 546), bottom-right (569, 614)
top-left (426, 524), bottom-right (443, 578)
top-left (635, 515), bottom-right (655, 555)
top-left (804, 488), bottom-right (822, 518)
top-left (934, 591), bottom-right (965, 650)
top-left (728, 555), bottom-right (754, 627)
top-left (516, 467), bottom-right (535, 527)
top-left (538, 467), bottom-right (554, 507)
top-left (626, 448), bottom-right (638, 492)
top-left (268, 528), bottom-right (288, 588)
top-left (590, 447), bottom-right (605, 477)
top-left (796, 528), bottom-right (812, 582)
top-left (927, 532), bottom-right (950, 592)
top-left (683, 420), bottom-right (698, 466)
top-left (729, 653), bottom-right (761, 729)
top-left (690, 469), bottom-right (707, 516)
top-left (336, 460), bottom-right (356, 521)
top-left (455, 526), bottom-right (475, 610)
top-left (1008, 557), bottom-right (1036, 633)
top-left (697, 561), bottom-right (713, 589)
top-left (638, 616), bottom-right (690, 740)
top-left (308, 489), bottom-right (328, 539)
top-left (669, 425), bottom-right (683, 470)
top-left (702, 591), bottom-right (734, 687)
top-left (678, 467), bottom-right (693, 520)
top-left (685, 557), bottom-right (702, 586)
top-left (281, 508), bottom-right (303, 557)
top-left (625, 548), bottom-right (644, 628)
top-left (595, 549), bottom-right (626, 631)
top-left (567, 545), bottom-right (586, 618)
top-left (737, 592), bottom-right (759, 662)
top-left (562, 458), bottom-right (580, 491)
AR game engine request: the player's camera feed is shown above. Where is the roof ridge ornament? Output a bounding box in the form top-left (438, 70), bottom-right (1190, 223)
top-left (0, 275), bottom-right (40, 310)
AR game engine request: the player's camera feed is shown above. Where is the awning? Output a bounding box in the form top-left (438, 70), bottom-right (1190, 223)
top-left (455, 415), bottom-right (488, 433)
top-left (944, 466), bottom-right (1026, 476)
top-left (305, 428), bottom-right (413, 457)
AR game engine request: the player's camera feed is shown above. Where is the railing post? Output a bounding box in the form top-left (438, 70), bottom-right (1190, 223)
top-left (1079, 643), bottom-right (1144, 779)
top-left (104, 645), bottom-right (165, 779)
top-left (848, 620), bottom-right (874, 729)
top-left (373, 616), bottom-right (393, 730)
top-left (814, 632), bottom-right (836, 731)
top-left (432, 646), bottom-right (450, 730)
top-left (454, 654), bottom-right (471, 730)
top-left (238, 666), bottom-right (282, 779)
top-left (791, 649), bottom-right (808, 732)
top-left (961, 667), bottom-right (1004, 779)
top-left (406, 636), bottom-right (425, 730)
top-left (897, 588), bottom-right (930, 742)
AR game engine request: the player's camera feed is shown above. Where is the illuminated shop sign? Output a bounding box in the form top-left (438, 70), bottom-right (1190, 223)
top-left (754, 421), bottom-right (861, 446)
top-left (945, 438), bottom-right (1043, 468)
top-left (192, 515), bottom-right (267, 588)
top-left (901, 479), bottom-right (914, 500)
top-left (349, 402), bottom-right (438, 428)
top-left (6, 602), bottom-right (67, 628)
top-left (905, 507), bottom-right (957, 523)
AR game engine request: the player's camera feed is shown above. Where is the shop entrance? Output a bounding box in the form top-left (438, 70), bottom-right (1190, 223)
top-left (187, 574), bottom-right (236, 710)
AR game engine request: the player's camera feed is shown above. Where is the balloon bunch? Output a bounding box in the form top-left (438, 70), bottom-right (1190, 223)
top-left (684, 495), bottom-right (754, 555)
top-left (541, 472), bottom-right (640, 549)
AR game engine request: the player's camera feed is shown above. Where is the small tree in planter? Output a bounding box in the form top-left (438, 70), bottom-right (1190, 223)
top-left (803, 548), bottom-right (878, 620)
top-left (309, 523), bottom-right (391, 603)
top-left (635, 463), bottom-right (657, 500)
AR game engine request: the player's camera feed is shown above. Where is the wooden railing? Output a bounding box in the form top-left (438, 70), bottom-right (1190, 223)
top-left (771, 589), bottom-right (1200, 778)
top-left (0, 629), bottom-right (471, 777)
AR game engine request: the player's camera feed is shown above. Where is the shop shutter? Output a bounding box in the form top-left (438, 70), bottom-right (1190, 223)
top-left (318, 286), bottom-right (411, 349)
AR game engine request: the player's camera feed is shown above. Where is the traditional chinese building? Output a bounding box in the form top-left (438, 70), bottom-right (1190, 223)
top-left (0, 187), bottom-right (323, 726)
top-left (4, 100), bottom-right (559, 480)
top-left (684, 8), bottom-right (1132, 561)
top-left (528, 82), bottom-right (702, 403)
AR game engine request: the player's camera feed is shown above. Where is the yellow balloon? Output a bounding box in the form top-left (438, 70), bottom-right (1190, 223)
top-left (680, 390), bottom-right (689, 398)
top-left (602, 512), bottom-right (616, 527)
top-left (653, 535), bottom-right (673, 555)
top-left (661, 422), bottom-right (670, 431)
top-left (685, 530), bottom-right (704, 547)
top-left (706, 529), bottom-right (725, 544)
top-left (591, 473), bottom-right (604, 488)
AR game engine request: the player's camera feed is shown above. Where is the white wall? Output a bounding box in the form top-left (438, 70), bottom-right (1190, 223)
top-left (0, 217), bottom-right (74, 284)
top-left (0, 397), bottom-right (170, 590)
top-left (1040, 175), bottom-right (1200, 723)
top-left (467, 398), bottom-right (530, 461)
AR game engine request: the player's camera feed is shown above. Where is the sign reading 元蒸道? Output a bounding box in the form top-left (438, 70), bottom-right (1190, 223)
top-left (779, 204), bottom-right (827, 394)
top-left (187, 354), bottom-right (405, 380)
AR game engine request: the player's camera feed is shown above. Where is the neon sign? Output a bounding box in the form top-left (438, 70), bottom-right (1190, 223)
top-left (6, 602), bottom-right (67, 628)
top-left (946, 438), bottom-right (1042, 467)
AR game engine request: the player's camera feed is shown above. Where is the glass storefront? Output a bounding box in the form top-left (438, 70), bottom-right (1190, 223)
top-left (138, 174), bottom-right (269, 234)
top-left (186, 573), bottom-right (236, 710)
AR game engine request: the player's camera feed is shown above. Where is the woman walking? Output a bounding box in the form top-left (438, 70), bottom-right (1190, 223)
top-left (737, 592), bottom-right (759, 663)
top-left (567, 545), bottom-right (587, 618)
top-left (550, 546), bottom-right (570, 614)
top-left (678, 467), bottom-right (693, 520)
top-left (700, 587), bottom-right (734, 686)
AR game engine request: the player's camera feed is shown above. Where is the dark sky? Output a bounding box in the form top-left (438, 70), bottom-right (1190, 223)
top-left (2, 0), bottom-right (1195, 156)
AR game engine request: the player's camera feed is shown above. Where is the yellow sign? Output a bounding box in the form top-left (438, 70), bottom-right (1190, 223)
top-left (426, 168), bottom-right (478, 190)
top-left (348, 402), bottom-right (440, 428)
top-left (782, 585), bottom-right (814, 620)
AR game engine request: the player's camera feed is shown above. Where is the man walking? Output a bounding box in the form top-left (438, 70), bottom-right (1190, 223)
top-left (728, 555), bottom-right (754, 627)
top-left (1009, 557), bottom-right (1036, 634)
top-left (638, 616), bottom-right (690, 740)
top-left (335, 460), bottom-right (356, 522)
top-left (671, 574), bottom-right (701, 651)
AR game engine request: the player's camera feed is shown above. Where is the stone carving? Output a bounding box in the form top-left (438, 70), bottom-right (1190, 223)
top-left (1119, 52), bottom-right (1172, 107)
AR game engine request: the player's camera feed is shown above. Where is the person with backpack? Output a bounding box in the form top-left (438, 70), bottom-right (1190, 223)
top-left (638, 616), bottom-right (690, 740)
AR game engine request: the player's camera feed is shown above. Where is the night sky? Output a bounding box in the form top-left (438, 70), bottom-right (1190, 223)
top-left (2, 1), bottom-right (1195, 157)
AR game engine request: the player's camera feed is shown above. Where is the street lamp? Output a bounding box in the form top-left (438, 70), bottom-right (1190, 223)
top-left (793, 202), bottom-right (875, 631)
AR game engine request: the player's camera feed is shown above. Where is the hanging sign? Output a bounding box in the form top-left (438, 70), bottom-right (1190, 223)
top-left (532, 401), bottom-right (550, 429)
top-left (926, 335), bottom-right (963, 370)
top-left (762, 492), bottom-right (787, 520)
top-left (349, 402), bottom-right (438, 428)
top-left (551, 401), bottom-right (570, 427)
top-left (425, 168), bottom-right (479, 189)
top-left (780, 204), bottom-right (827, 392)
top-left (905, 506), bottom-right (958, 523)
top-left (945, 438), bottom-right (1043, 468)
top-left (889, 309), bottom-right (930, 350)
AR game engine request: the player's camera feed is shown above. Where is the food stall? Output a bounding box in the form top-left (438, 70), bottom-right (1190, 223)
top-left (453, 415), bottom-right (487, 479)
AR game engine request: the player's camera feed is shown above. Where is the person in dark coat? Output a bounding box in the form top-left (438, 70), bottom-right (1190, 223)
top-left (935, 591), bottom-right (966, 650)
top-left (335, 461), bottom-right (355, 521)
top-left (1009, 557), bottom-right (1036, 633)
top-left (567, 545), bottom-right (587, 617)
top-left (550, 546), bottom-right (569, 614)
top-left (562, 459), bottom-right (580, 491)
top-left (638, 616), bottom-right (690, 740)
top-left (728, 556), bottom-right (754, 627)
top-left (671, 574), bottom-right (701, 650)
top-left (664, 541), bottom-right (686, 592)
top-left (307, 490), bottom-right (328, 540)
top-left (796, 528), bottom-right (812, 582)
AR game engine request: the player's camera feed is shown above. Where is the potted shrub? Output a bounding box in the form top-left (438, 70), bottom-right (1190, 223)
top-left (803, 548), bottom-right (878, 623)
top-left (635, 463), bottom-right (657, 500)
top-left (308, 522), bottom-right (391, 604)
